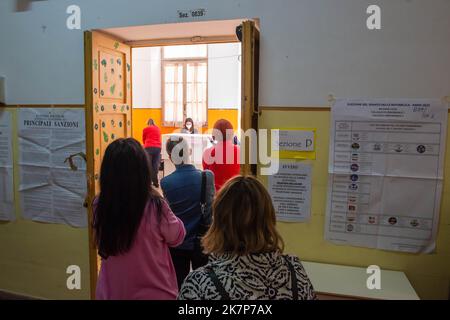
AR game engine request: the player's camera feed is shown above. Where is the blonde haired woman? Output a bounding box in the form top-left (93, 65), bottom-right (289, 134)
top-left (178, 175), bottom-right (316, 300)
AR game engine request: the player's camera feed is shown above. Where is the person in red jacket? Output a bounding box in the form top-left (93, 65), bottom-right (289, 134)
top-left (202, 119), bottom-right (240, 191)
top-left (143, 119), bottom-right (162, 188)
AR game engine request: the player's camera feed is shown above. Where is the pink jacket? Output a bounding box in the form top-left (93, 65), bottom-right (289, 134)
top-left (96, 199), bottom-right (186, 300)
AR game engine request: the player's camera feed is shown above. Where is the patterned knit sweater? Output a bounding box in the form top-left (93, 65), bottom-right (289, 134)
top-left (178, 252), bottom-right (317, 300)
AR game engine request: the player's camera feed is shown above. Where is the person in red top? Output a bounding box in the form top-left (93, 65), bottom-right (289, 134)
top-left (143, 119), bottom-right (162, 188)
top-left (203, 119), bottom-right (240, 191)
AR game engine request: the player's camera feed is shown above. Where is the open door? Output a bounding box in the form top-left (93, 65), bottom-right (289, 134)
top-left (84, 31), bottom-right (132, 299)
top-left (240, 20), bottom-right (260, 176)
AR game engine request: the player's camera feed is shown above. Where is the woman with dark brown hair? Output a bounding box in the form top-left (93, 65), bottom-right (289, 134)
top-left (93, 138), bottom-right (185, 300)
top-left (178, 175), bottom-right (316, 300)
top-left (181, 117), bottom-right (198, 134)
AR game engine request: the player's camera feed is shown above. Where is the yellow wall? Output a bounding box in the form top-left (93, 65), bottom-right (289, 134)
top-left (0, 108), bottom-right (91, 299)
top-left (207, 109), bottom-right (239, 134)
top-left (5, 105), bottom-right (447, 299)
top-left (259, 108), bottom-right (450, 300)
top-left (0, 221), bottom-right (91, 299)
top-left (132, 108), bottom-right (239, 144)
top-left (0, 105), bottom-right (238, 299)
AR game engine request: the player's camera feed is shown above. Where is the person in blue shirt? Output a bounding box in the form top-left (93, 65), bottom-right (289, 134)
top-left (161, 136), bottom-right (215, 289)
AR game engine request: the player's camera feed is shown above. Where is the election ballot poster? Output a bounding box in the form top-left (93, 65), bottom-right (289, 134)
top-left (325, 99), bottom-right (447, 253)
top-left (269, 161), bottom-right (312, 222)
top-left (0, 111), bottom-right (15, 221)
top-left (18, 108), bottom-right (87, 227)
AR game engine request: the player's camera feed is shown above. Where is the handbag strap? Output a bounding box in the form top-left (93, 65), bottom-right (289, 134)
top-left (206, 267), bottom-right (230, 300)
top-left (283, 256), bottom-right (299, 300)
top-left (200, 171), bottom-right (207, 215)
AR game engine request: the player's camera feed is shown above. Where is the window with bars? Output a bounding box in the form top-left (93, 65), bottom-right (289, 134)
top-left (162, 45), bottom-right (208, 127)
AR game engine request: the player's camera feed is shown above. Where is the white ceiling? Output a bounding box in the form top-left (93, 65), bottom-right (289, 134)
top-left (99, 19), bottom-right (246, 42)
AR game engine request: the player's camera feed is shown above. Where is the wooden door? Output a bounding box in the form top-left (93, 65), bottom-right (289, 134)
top-left (240, 20), bottom-right (260, 176)
top-left (84, 31), bottom-right (132, 299)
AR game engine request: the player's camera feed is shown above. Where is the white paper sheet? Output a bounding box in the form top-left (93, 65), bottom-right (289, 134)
top-left (272, 130), bottom-right (315, 152)
top-left (325, 99), bottom-right (447, 253)
top-left (18, 108), bottom-right (87, 227)
top-left (0, 111), bottom-right (15, 221)
top-left (269, 161), bottom-right (312, 222)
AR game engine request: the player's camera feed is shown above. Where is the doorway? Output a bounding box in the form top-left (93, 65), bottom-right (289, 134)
top-left (132, 41), bottom-right (241, 177)
top-left (84, 18), bottom-right (260, 299)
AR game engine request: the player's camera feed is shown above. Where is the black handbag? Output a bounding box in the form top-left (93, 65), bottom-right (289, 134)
top-left (195, 171), bottom-right (210, 246)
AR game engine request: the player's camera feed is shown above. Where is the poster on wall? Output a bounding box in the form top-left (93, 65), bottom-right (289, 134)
top-left (268, 161), bottom-right (312, 222)
top-left (0, 111), bottom-right (15, 221)
top-left (325, 98), bottom-right (447, 253)
top-left (18, 108), bottom-right (87, 227)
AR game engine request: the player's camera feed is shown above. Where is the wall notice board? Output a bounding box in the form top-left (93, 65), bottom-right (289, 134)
top-left (258, 107), bottom-right (450, 300)
top-left (0, 107), bottom-right (90, 299)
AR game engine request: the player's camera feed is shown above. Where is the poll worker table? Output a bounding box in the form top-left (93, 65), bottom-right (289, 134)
top-left (161, 133), bottom-right (214, 176)
top-left (302, 261), bottom-right (419, 300)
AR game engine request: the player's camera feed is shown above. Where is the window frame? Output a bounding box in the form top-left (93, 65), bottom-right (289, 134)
top-left (161, 46), bottom-right (208, 128)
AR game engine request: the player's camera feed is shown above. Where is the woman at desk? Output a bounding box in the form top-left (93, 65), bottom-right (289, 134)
top-left (181, 118), bottom-right (198, 134)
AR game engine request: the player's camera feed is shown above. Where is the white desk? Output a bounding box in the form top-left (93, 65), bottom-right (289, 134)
top-left (302, 261), bottom-right (419, 300)
top-left (161, 133), bottom-right (213, 164)
top-left (161, 133), bottom-right (213, 177)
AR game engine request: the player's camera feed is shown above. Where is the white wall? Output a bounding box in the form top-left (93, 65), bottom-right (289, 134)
top-left (208, 43), bottom-right (241, 109)
top-left (132, 47), bottom-right (161, 108)
top-left (132, 43), bottom-right (240, 110)
top-left (0, 0), bottom-right (449, 106)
